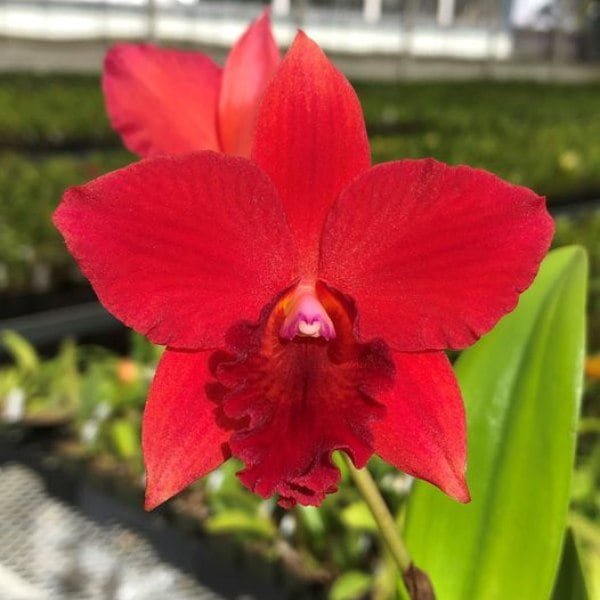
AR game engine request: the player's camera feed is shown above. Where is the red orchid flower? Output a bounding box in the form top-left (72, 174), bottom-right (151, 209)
top-left (54, 33), bottom-right (553, 510)
top-left (103, 10), bottom-right (279, 158)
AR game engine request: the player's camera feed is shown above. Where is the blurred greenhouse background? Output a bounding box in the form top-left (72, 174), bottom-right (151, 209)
top-left (0, 1), bottom-right (599, 599)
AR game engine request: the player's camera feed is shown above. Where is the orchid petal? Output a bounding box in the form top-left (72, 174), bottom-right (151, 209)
top-left (143, 349), bottom-right (231, 510)
top-left (252, 31), bottom-right (370, 273)
top-left (103, 44), bottom-right (221, 156)
top-left (54, 152), bottom-right (298, 349)
top-left (320, 159), bottom-right (554, 351)
top-left (373, 351), bottom-right (470, 503)
top-left (218, 10), bottom-right (280, 157)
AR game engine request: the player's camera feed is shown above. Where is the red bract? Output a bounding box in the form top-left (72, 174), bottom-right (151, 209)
top-left (103, 10), bottom-right (280, 158)
top-left (54, 33), bottom-right (554, 510)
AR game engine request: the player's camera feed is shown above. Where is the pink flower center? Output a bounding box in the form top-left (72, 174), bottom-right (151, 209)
top-left (279, 282), bottom-right (336, 341)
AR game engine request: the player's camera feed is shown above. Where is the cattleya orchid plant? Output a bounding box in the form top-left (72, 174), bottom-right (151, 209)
top-left (103, 10), bottom-right (279, 158)
top-left (54, 32), bottom-right (553, 515)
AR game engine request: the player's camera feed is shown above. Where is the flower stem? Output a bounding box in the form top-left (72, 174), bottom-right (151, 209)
top-left (342, 453), bottom-right (438, 600)
top-left (342, 453), bottom-right (411, 571)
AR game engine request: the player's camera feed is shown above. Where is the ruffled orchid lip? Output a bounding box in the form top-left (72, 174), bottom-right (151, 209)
top-left (279, 281), bottom-right (336, 341)
top-left (212, 279), bottom-right (393, 507)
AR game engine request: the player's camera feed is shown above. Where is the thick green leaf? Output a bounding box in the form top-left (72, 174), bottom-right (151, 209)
top-left (328, 571), bottom-right (372, 600)
top-left (404, 246), bottom-right (587, 600)
top-left (551, 528), bottom-right (589, 600)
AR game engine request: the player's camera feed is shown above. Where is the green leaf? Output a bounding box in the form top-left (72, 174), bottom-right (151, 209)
top-left (296, 505), bottom-right (326, 538)
top-left (328, 571), bottom-right (372, 600)
top-left (204, 510), bottom-right (276, 540)
top-left (109, 418), bottom-right (139, 459)
top-left (585, 544), bottom-right (600, 600)
top-left (1, 331), bottom-right (39, 373)
top-left (404, 246), bottom-right (587, 600)
top-left (551, 528), bottom-right (589, 600)
top-left (341, 501), bottom-right (377, 533)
